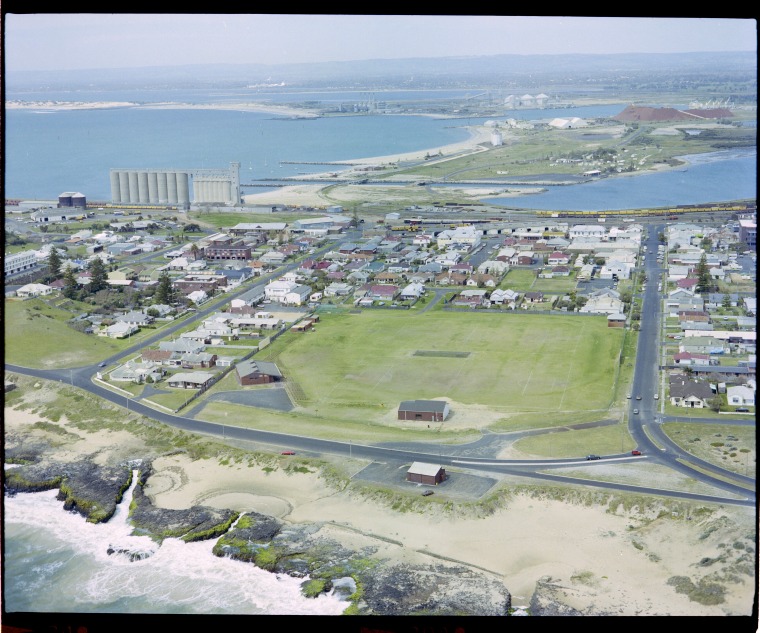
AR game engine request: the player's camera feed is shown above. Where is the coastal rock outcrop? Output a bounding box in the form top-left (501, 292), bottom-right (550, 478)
top-left (128, 465), bottom-right (239, 542)
top-left (4, 453), bottom-right (513, 616)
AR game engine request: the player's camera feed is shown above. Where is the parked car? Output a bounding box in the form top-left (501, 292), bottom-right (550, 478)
top-left (586, 455), bottom-right (601, 461)
top-left (736, 408), bottom-right (749, 413)
top-left (633, 409), bottom-right (639, 414)
top-left (281, 450), bottom-right (296, 456)
top-left (627, 394), bottom-right (631, 399)
top-left (654, 394), bottom-right (659, 400)
top-left (631, 450), bottom-right (642, 456)
top-left (422, 490), bottom-right (434, 496)
top-left (636, 395), bottom-right (642, 400)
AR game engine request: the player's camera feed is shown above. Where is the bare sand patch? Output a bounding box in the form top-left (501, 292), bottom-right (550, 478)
top-left (4, 405), bottom-right (756, 616)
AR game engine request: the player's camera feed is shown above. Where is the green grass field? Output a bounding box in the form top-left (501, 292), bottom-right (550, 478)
top-left (258, 309), bottom-right (623, 422)
top-left (4, 298), bottom-right (123, 367)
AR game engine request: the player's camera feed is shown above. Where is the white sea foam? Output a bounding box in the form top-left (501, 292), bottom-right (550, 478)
top-left (4, 475), bottom-right (350, 615)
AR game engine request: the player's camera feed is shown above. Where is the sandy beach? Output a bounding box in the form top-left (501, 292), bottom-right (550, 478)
top-left (4, 405), bottom-right (756, 616)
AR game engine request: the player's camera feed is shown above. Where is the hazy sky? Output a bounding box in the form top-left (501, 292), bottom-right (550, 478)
top-left (4, 14), bottom-right (757, 72)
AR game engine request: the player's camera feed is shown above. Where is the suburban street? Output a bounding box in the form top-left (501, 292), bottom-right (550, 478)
top-left (5, 222), bottom-right (754, 507)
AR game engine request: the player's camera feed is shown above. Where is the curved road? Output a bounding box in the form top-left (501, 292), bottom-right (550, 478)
top-left (5, 225), bottom-right (754, 508)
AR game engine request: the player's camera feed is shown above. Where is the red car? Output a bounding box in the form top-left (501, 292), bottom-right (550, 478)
top-left (281, 451), bottom-right (296, 456)
top-left (631, 450), bottom-right (642, 456)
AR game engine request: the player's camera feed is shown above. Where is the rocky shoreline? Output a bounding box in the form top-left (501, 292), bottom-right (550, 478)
top-left (4, 444), bottom-right (512, 617)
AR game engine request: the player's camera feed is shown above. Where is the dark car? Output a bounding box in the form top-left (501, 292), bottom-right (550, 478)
top-left (631, 450), bottom-right (642, 456)
top-left (586, 455), bottom-right (601, 460)
top-left (421, 490), bottom-right (434, 496)
top-left (736, 408), bottom-right (749, 413)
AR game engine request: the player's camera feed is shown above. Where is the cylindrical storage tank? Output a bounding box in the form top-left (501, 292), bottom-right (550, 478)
top-left (148, 172), bottom-right (159, 204)
top-left (58, 193), bottom-right (72, 207)
top-left (138, 172), bottom-right (149, 204)
top-left (128, 171), bottom-right (139, 203)
top-left (118, 172), bottom-right (130, 203)
top-left (193, 179), bottom-right (201, 203)
top-left (72, 193), bottom-right (86, 208)
top-left (110, 172), bottom-right (121, 203)
top-left (177, 172), bottom-right (190, 205)
top-left (157, 172), bottom-right (168, 203)
top-left (167, 172), bottom-right (178, 203)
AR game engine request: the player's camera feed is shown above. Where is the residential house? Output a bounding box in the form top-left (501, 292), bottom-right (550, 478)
top-left (398, 400), bottom-right (450, 422)
top-left (579, 289), bottom-right (624, 315)
top-left (727, 382), bottom-right (755, 407)
top-left (673, 352), bottom-right (712, 366)
top-left (367, 284), bottom-right (399, 301)
top-left (399, 282), bottom-right (425, 300)
top-left (466, 274), bottom-right (497, 288)
top-left (236, 360), bottom-right (283, 385)
top-left (15, 283), bottom-right (53, 298)
top-left (167, 372), bottom-right (215, 390)
top-left (668, 376), bottom-right (714, 408)
top-left (489, 288), bottom-right (520, 308)
top-left (324, 282), bottom-right (353, 297)
top-left (100, 321), bottom-right (139, 339)
top-left (523, 291), bottom-right (545, 304)
top-left (115, 310), bottom-right (154, 327)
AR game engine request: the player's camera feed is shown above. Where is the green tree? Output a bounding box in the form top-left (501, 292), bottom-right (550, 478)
top-left (62, 266), bottom-right (78, 299)
top-left (154, 271), bottom-right (175, 305)
top-left (721, 294), bottom-right (732, 309)
top-left (696, 253), bottom-right (711, 293)
top-left (47, 248), bottom-right (62, 278)
top-left (708, 395), bottom-right (723, 413)
top-left (184, 223), bottom-right (201, 233)
top-left (88, 257), bottom-right (109, 293)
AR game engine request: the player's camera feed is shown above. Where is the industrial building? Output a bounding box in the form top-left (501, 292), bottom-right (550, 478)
top-left (109, 162), bottom-right (240, 208)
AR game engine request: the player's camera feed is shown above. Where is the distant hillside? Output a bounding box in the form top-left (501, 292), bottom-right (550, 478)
top-left (6, 51), bottom-right (756, 93)
top-left (613, 105), bottom-right (735, 122)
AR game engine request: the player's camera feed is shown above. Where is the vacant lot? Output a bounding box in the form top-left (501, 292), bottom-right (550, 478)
top-left (257, 309), bottom-right (623, 425)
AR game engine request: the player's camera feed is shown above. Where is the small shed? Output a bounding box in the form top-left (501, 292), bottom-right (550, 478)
top-left (406, 462), bottom-right (446, 486)
top-left (398, 399), bottom-right (450, 422)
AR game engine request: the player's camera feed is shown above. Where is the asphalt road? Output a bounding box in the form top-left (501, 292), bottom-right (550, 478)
top-left (4, 225), bottom-right (755, 507)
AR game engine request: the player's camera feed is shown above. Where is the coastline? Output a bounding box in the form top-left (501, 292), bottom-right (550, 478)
top-left (4, 404), bottom-right (756, 616)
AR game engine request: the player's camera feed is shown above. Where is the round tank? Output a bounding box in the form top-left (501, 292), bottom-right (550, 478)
top-left (72, 193), bottom-right (86, 208)
top-left (58, 193), bottom-right (72, 207)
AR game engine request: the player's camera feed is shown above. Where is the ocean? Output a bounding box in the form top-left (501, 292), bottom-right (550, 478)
top-left (3, 471), bottom-right (350, 616)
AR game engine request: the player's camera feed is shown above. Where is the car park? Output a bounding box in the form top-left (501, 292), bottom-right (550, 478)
top-left (586, 454), bottom-right (601, 460)
top-left (631, 450), bottom-right (642, 456)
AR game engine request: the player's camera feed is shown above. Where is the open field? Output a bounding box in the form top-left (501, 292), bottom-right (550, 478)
top-left (255, 309), bottom-right (624, 425)
top-left (4, 297), bottom-right (122, 367)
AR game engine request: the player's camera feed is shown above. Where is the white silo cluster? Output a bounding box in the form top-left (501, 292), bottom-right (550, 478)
top-left (109, 162), bottom-right (240, 207)
top-left (110, 169), bottom-right (191, 206)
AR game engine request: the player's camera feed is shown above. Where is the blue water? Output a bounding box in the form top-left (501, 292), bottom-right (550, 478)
top-left (484, 148), bottom-right (757, 211)
top-left (5, 97), bottom-right (754, 209)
